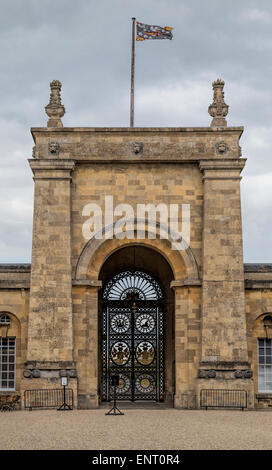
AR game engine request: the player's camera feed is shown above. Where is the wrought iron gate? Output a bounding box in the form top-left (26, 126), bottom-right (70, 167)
top-left (101, 270), bottom-right (164, 402)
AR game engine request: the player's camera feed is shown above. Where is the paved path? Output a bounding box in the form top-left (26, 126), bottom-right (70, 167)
top-left (0, 409), bottom-right (272, 450)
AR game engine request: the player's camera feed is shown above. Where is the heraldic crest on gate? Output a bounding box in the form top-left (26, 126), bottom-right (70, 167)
top-left (101, 270), bottom-right (165, 402)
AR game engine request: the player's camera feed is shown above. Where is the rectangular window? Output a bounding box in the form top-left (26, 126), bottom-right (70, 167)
top-left (0, 337), bottom-right (16, 391)
top-left (258, 338), bottom-right (272, 393)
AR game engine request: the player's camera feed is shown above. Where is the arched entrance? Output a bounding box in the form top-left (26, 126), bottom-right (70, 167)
top-left (101, 269), bottom-right (164, 401)
top-left (98, 245), bottom-right (175, 404)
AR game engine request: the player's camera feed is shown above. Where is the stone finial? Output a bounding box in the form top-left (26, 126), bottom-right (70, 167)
top-left (45, 80), bottom-right (65, 127)
top-left (208, 79), bottom-right (229, 127)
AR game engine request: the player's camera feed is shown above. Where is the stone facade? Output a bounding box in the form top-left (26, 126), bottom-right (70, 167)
top-left (0, 80), bottom-right (271, 409)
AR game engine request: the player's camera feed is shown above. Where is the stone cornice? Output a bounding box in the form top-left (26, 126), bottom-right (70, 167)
top-left (244, 263), bottom-right (272, 273)
top-left (29, 159), bottom-right (75, 170)
top-left (72, 279), bottom-right (102, 288)
top-left (245, 280), bottom-right (272, 289)
top-left (199, 158), bottom-right (246, 180)
top-left (29, 159), bottom-right (75, 179)
top-left (170, 279), bottom-right (202, 289)
top-left (199, 159), bottom-right (246, 171)
top-left (30, 126), bottom-right (244, 162)
top-left (0, 264), bottom-right (31, 272)
top-left (31, 126), bottom-right (244, 138)
top-left (199, 360), bottom-right (251, 370)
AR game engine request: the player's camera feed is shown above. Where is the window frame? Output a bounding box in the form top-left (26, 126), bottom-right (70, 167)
top-left (0, 314), bottom-right (11, 326)
top-left (258, 338), bottom-right (272, 393)
top-left (0, 336), bottom-right (16, 392)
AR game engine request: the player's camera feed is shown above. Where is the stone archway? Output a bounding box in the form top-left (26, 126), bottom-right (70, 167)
top-left (73, 233), bottom-right (201, 409)
top-left (75, 222), bottom-right (200, 282)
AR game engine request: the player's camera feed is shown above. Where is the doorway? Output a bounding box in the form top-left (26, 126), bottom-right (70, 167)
top-left (101, 269), bottom-right (164, 401)
top-left (98, 245), bottom-right (175, 403)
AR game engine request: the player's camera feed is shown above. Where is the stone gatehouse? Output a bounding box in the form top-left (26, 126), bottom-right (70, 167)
top-left (0, 79), bottom-right (272, 409)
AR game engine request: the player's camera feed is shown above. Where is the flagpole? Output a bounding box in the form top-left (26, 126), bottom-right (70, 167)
top-left (130, 17), bottom-right (136, 127)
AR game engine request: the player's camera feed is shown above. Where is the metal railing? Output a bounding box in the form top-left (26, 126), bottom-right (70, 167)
top-left (200, 389), bottom-right (247, 410)
top-left (24, 388), bottom-right (73, 410)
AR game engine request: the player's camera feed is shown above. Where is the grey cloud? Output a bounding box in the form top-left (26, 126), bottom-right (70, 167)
top-left (0, 0), bottom-right (272, 262)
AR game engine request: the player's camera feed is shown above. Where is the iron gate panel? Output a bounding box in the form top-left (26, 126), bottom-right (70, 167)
top-left (101, 271), bottom-right (165, 402)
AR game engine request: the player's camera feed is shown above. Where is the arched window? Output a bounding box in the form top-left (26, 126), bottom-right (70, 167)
top-left (263, 315), bottom-right (272, 327)
top-left (0, 314), bottom-right (11, 326)
top-left (258, 314), bottom-right (272, 393)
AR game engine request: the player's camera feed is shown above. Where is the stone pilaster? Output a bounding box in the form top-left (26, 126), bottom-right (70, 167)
top-left (172, 281), bottom-right (201, 409)
top-left (27, 160), bottom-right (75, 363)
top-left (200, 159), bottom-right (248, 363)
top-left (198, 159), bottom-right (254, 405)
top-left (73, 281), bottom-right (101, 409)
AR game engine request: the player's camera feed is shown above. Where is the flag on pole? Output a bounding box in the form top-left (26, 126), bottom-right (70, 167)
top-left (130, 18), bottom-right (173, 126)
top-left (136, 22), bottom-right (173, 41)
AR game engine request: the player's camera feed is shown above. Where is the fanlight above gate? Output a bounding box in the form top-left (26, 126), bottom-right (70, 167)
top-left (102, 270), bottom-right (163, 301)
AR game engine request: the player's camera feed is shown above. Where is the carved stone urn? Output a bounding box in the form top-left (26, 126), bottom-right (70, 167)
top-left (208, 79), bottom-right (229, 127)
top-left (45, 80), bottom-right (65, 127)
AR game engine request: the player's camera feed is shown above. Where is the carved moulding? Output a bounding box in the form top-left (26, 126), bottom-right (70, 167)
top-left (198, 369), bottom-right (216, 379)
top-left (234, 370), bottom-right (253, 379)
top-left (131, 142), bottom-right (144, 154)
top-left (23, 368), bottom-right (77, 379)
top-left (216, 141), bottom-right (229, 155)
top-left (198, 369), bottom-right (253, 379)
top-left (48, 141), bottom-right (60, 155)
top-left (23, 369), bottom-right (40, 378)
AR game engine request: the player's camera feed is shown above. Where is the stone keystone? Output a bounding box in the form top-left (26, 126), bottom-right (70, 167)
top-left (208, 79), bottom-right (229, 127)
top-left (45, 80), bottom-right (65, 127)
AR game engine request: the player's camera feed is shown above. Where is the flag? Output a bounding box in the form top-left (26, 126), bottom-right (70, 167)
top-left (136, 22), bottom-right (173, 41)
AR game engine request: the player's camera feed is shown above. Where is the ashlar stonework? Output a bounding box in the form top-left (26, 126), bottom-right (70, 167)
top-left (0, 80), bottom-right (271, 409)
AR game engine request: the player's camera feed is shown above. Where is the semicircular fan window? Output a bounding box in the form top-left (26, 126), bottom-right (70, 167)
top-left (102, 270), bottom-right (163, 300)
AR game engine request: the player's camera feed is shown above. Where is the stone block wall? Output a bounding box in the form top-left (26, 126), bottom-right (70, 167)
top-left (2, 125), bottom-right (271, 409)
top-left (71, 161), bottom-right (203, 280)
top-left (173, 285), bottom-right (201, 408)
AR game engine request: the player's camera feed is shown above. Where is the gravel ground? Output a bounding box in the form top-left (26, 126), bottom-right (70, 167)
top-left (0, 408), bottom-right (272, 450)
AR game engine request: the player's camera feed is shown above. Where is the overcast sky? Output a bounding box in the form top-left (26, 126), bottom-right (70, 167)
top-left (0, 0), bottom-right (272, 263)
